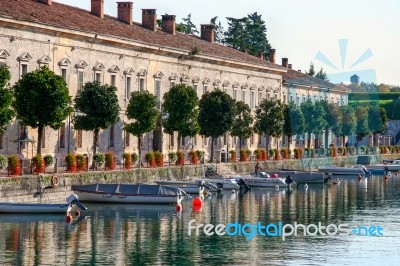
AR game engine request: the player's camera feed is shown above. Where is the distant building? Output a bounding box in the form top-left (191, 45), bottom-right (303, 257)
top-left (351, 74), bottom-right (360, 84)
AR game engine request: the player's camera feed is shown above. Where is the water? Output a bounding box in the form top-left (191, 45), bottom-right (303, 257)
top-left (1, 176), bottom-right (400, 265)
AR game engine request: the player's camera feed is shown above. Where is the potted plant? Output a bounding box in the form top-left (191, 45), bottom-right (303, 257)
top-left (123, 153), bottom-right (132, 169)
top-left (32, 154), bottom-right (45, 174)
top-left (93, 153), bottom-right (105, 170)
top-left (254, 149), bottom-right (263, 161)
top-left (274, 149), bottom-right (281, 160)
top-left (229, 150), bottom-right (237, 163)
top-left (261, 149), bottom-right (267, 160)
top-left (145, 152), bottom-right (156, 167)
top-left (131, 153), bottom-right (138, 166)
top-left (240, 149), bottom-right (248, 162)
top-left (8, 155), bottom-right (20, 175)
top-left (331, 147), bottom-right (337, 157)
top-left (0, 154), bottom-right (7, 170)
top-left (168, 152), bottom-right (177, 164)
top-left (268, 149), bottom-right (275, 160)
top-left (65, 153), bottom-right (77, 173)
top-left (105, 152), bottom-right (116, 170)
top-left (189, 151), bottom-right (199, 165)
top-left (75, 154), bottom-right (87, 171)
top-left (196, 150), bottom-right (205, 164)
top-left (359, 145), bottom-right (366, 155)
top-left (319, 147), bottom-right (326, 157)
top-left (43, 155), bottom-right (53, 172)
top-left (176, 151), bottom-right (184, 166)
top-left (154, 151), bottom-right (164, 167)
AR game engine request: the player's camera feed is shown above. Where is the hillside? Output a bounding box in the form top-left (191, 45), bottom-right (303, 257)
top-left (348, 92), bottom-right (400, 120)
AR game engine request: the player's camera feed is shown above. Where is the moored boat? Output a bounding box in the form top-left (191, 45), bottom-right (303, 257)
top-left (231, 173), bottom-right (288, 188)
top-left (318, 165), bottom-right (371, 176)
top-left (194, 178), bottom-right (240, 190)
top-left (366, 160), bottom-right (400, 172)
top-left (268, 170), bottom-right (327, 184)
top-left (155, 180), bottom-right (220, 193)
top-left (71, 184), bottom-right (185, 204)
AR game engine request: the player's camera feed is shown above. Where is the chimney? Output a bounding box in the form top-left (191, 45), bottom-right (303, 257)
top-left (288, 64), bottom-right (292, 69)
top-left (282, 58), bottom-right (288, 68)
top-left (142, 9), bottom-right (157, 31)
top-left (268, 48), bottom-right (276, 64)
top-left (258, 52), bottom-right (264, 60)
top-left (91, 0), bottom-right (104, 19)
top-left (38, 0), bottom-right (52, 5)
top-left (298, 70), bottom-right (301, 72)
top-left (117, 2), bottom-right (133, 25)
top-left (201, 24), bottom-right (215, 43)
top-left (162, 15), bottom-right (176, 35)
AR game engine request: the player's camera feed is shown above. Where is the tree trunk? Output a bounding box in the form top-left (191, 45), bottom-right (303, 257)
top-left (138, 135), bottom-right (142, 168)
top-left (288, 135), bottom-right (292, 149)
top-left (314, 137), bottom-right (318, 150)
top-left (177, 132), bottom-right (182, 150)
top-left (307, 132), bottom-right (311, 149)
top-left (325, 128), bottom-right (329, 148)
top-left (239, 136), bottom-right (242, 151)
top-left (372, 133), bottom-right (376, 146)
top-left (91, 128), bottom-right (99, 169)
top-left (37, 125), bottom-right (44, 155)
top-left (342, 135), bottom-right (346, 147)
top-left (266, 135), bottom-right (269, 155)
top-left (210, 136), bottom-right (215, 162)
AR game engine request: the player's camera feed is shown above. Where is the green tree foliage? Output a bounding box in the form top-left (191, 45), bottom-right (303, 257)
top-left (315, 67), bottom-right (329, 81)
top-left (0, 64), bottom-right (14, 133)
top-left (225, 12), bottom-right (271, 58)
top-left (368, 104), bottom-right (388, 146)
top-left (340, 106), bottom-right (356, 146)
top-left (355, 105), bottom-right (370, 144)
top-left (162, 84), bottom-right (199, 150)
top-left (255, 99), bottom-right (284, 150)
top-left (231, 101), bottom-right (254, 150)
top-left (210, 16), bottom-right (225, 44)
top-left (283, 102), bottom-right (305, 148)
top-left (176, 13), bottom-right (199, 35)
top-left (74, 82), bottom-right (119, 156)
top-left (13, 66), bottom-right (72, 154)
top-left (125, 90), bottom-right (159, 164)
top-left (300, 100), bottom-right (327, 148)
top-left (198, 89), bottom-right (236, 162)
top-left (321, 101), bottom-right (342, 146)
top-left (305, 62), bottom-right (316, 76)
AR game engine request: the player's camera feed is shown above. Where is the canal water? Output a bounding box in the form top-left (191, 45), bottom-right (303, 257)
top-left (1, 176), bottom-right (400, 265)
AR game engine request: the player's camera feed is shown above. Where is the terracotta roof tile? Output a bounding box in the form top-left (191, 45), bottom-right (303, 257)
top-left (0, 0), bottom-right (284, 71)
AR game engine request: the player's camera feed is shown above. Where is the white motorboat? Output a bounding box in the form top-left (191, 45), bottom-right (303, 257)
top-left (318, 165), bottom-right (371, 176)
top-left (231, 173), bottom-right (288, 188)
top-left (0, 194), bottom-right (87, 214)
top-left (367, 160), bottom-right (400, 172)
top-left (194, 178), bottom-right (240, 190)
top-left (155, 180), bottom-right (219, 193)
top-left (268, 170), bottom-right (327, 184)
top-left (71, 184), bottom-right (185, 204)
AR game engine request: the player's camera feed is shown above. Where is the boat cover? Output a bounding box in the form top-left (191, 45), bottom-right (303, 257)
top-left (71, 184), bottom-right (186, 196)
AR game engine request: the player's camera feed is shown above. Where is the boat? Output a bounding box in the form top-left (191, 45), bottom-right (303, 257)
top-left (155, 180), bottom-right (221, 193)
top-left (366, 160), bottom-right (400, 172)
top-left (230, 172), bottom-right (288, 188)
top-left (0, 194), bottom-right (87, 214)
top-left (318, 165), bottom-right (371, 177)
top-left (194, 178), bottom-right (240, 190)
top-left (268, 170), bottom-right (328, 184)
top-left (71, 183), bottom-right (185, 204)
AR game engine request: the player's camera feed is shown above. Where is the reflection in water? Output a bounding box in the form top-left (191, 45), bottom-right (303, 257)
top-left (1, 176), bottom-right (400, 265)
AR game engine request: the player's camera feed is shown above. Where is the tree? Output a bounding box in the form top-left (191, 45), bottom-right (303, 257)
top-left (125, 91), bottom-right (159, 165)
top-left (198, 89), bottom-right (236, 162)
top-left (305, 62), bottom-right (316, 76)
top-left (74, 82), bottom-right (119, 157)
top-left (13, 66), bottom-right (72, 154)
top-left (368, 104), bottom-right (388, 146)
top-left (315, 67), bottom-right (329, 81)
top-left (225, 13), bottom-right (271, 58)
top-left (162, 84), bottom-right (199, 150)
top-left (254, 99), bottom-right (284, 151)
top-left (231, 101), bottom-right (254, 150)
top-left (340, 106), bottom-right (356, 146)
top-left (210, 16), bottom-right (225, 44)
top-left (0, 64), bottom-right (14, 133)
top-left (355, 105), bottom-right (370, 145)
top-left (176, 13), bottom-right (199, 35)
top-left (283, 102), bottom-right (305, 148)
top-left (322, 101), bottom-right (342, 146)
top-left (300, 100), bottom-right (327, 148)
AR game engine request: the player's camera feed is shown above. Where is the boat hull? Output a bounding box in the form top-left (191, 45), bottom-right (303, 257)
top-left (318, 167), bottom-right (365, 176)
top-left (235, 176), bottom-right (287, 188)
top-left (73, 191), bottom-right (182, 204)
top-left (0, 202), bottom-right (69, 213)
top-left (195, 178), bottom-right (240, 190)
top-left (269, 171), bottom-right (325, 184)
top-left (155, 181), bottom-right (205, 194)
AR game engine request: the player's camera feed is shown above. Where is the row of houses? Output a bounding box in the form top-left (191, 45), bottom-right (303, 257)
top-left (0, 0), bottom-right (349, 161)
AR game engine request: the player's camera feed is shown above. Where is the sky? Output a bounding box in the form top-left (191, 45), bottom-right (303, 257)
top-left (55, 0), bottom-right (400, 85)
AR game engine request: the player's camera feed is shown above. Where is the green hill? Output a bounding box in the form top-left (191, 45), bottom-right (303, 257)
top-left (349, 92), bottom-right (400, 120)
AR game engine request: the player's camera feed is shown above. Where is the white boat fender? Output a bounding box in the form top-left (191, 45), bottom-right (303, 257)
top-left (304, 184), bottom-right (308, 190)
top-left (51, 176), bottom-right (59, 187)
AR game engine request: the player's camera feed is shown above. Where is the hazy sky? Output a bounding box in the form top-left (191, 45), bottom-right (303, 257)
top-left (55, 0), bottom-right (400, 85)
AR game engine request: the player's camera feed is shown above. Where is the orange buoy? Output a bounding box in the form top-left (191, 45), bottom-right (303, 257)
top-left (193, 204), bottom-right (202, 212)
top-left (192, 197), bottom-right (203, 207)
top-left (384, 175), bottom-right (389, 180)
top-left (74, 210), bottom-right (80, 217)
top-left (358, 175), bottom-right (362, 181)
top-left (176, 204), bottom-right (182, 212)
top-left (66, 214), bottom-right (72, 224)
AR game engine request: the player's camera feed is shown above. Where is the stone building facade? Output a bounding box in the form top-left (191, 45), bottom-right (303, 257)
top-left (0, 0), bottom-right (347, 163)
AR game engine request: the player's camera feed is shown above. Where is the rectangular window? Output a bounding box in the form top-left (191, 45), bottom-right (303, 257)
top-left (303, 96), bottom-right (306, 103)
top-left (242, 90), bottom-right (246, 103)
top-left (290, 95), bottom-right (294, 103)
top-left (250, 91), bottom-right (255, 108)
top-left (283, 94), bottom-right (287, 103)
top-left (181, 136), bottom-right (185, 147)
top-left (95, 72), bottom-right (101, 83)
top-left (258, 134), bottom-right (262, 145)
top-left (19, 125), bottom-right (26, 150)
top-left (61, 68), bottom-right (67, 82)
top-left (77, 130), bottom-right (83, 148)
top-left (193, 84), bottom-right (198, 95)
top-left (125, 131), bottom-right (130, 147)
top-left (59, 123), bottom-right (66, 149)
top-left (203, 136), bottom-right (207, 146)
top-left (223, 134), bottom-right (227, 145)
top-left (258, 91), bottom-right (263, 106)
top-left (139, 78), bottom-right (145, 91)
top-left (170, 133), bottom-right (175, 147)
top-left (250, 134), bottom-right (254, 145)
top-left (233, 89), bottom-right (237, 100)
top-left (155, 79), bottom-right (161, 109)
top-left (41, 127), bottom-right (46, 148)
top-left (126, 76), bottom-right (131, 99)
top-left (223, 87), bottom-right (228, 93)
top-left (20, 64), bottom-right (28, 78)
top-left (267, 94), bottom-right (270, 101)
top-left (274, 94), bottom-right (278, 101)
top-left (109, 125), bottom-right (114, 148)
top-left (170, 80), bottom-right (176, 88)
top-left (296, 96), bottom-right (300, 105)
top-left (203, 84), bottom-right (208, 94)
top-left (111, 74), bottom-right (116, 87)
top-left (0, 133), bottom-right (3, 149)
top-left (77, 71), bottom-right (84, 92)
